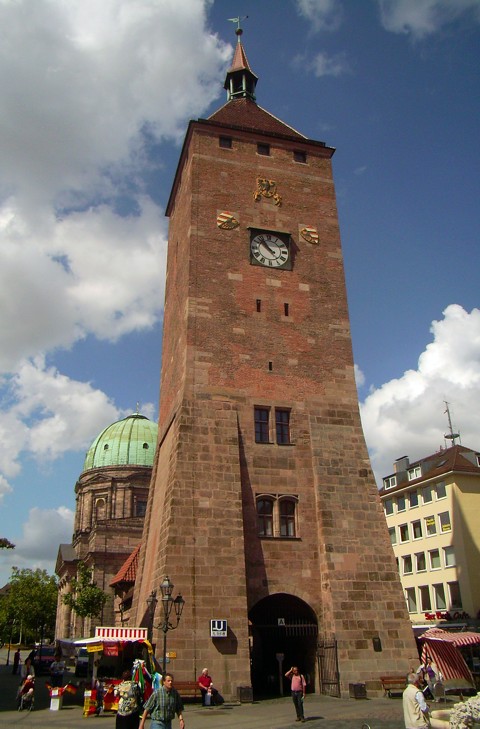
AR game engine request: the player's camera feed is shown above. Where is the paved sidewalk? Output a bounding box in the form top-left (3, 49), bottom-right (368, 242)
top-left (0, 662), bottom-right (410, 729)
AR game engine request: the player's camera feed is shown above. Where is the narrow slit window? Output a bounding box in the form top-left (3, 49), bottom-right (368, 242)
top-left (268, 361), bottom-right (273, 371)
top-left (284, 303), bottom-right (289, 316)
top-left (256, 299), bottom-right (262, 312)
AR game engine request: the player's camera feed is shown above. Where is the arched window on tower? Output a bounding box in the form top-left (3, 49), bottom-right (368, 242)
top-left (257, 498), bottom-right (274, 537)
top-left (95, 498), bottom-right (106, 522)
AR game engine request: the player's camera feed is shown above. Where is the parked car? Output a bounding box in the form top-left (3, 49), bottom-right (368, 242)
top-left (75, 647), bottom-right (90, 677)
top-left (33, 646), bottom-right (57, 675)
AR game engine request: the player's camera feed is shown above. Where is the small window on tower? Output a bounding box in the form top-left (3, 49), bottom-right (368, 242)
top-left (293, 150), bottom-right (307, 163)
top-left (279, 498), bottom-right (296, 537)
top-left (257, 142), bottom-right (270, 156)
top-left (256, 299), bottom-right (262, 312)
top-left (275, 409), bottom-right (291, 445)
top-left (254, 407), bottom-right (270, 443)
top-left (284, 303), bottom-right (289, 316)
top-left (219, 136), bottom-right (232, 149)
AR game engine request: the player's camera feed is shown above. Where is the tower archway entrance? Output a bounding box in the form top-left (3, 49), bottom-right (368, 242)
top-left (249, 594), bottom-right (318, 698)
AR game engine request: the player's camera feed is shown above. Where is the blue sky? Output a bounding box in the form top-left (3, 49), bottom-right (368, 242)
top-left (0, 0), bottom-right (479, 586)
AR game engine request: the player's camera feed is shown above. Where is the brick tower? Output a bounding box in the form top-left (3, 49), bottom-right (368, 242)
top-left (133, 25), bottom-right (417, 698)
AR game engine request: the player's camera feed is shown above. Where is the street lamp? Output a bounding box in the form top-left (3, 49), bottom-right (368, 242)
top-left (146, 590), bottom-right (158, 644)
top-left (146, 576), bottom-right (185, 674)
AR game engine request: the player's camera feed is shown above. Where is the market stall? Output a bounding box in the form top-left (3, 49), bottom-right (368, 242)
top-left (419, 627), bottom-right (480, 695)
top-left (74, 627), bottom-right (159, 716)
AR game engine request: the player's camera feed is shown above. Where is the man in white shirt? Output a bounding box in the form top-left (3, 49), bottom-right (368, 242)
top-left (403, 673), bottom-right (430, 729)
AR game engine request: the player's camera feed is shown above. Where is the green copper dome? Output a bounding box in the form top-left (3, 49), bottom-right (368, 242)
top-left (83, 413), bottom-right (158, 472)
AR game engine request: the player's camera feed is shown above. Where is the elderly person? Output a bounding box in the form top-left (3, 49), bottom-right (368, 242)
top-left (197, 667), bottom-right (218, 706)
top-left (403, 673), bottom-right (430, 729)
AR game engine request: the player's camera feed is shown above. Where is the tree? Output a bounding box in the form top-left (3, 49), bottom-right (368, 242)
top-left (0, 567), bottom-right (58, 643)
top-left (62, 562), bottom-right (108, 635)
top-left (0, 538), bottom-right (15, 549)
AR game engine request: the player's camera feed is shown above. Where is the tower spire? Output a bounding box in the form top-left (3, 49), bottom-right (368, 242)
top-left (224, 16), bottom-right (258, 102)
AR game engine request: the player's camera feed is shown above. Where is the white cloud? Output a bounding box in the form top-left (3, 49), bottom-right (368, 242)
top-left (295, 0), bottom-right (344, 32)
top-left (376, 0), bottom-right (480, 39)
top-left (309, 51), bottom-right (351, 77)
top-left (354, 363), bottom-right (365, 388)
top-left (0, 359), bottom-right (123, 493)
top-left (0, 506), bottom-right (75, 581)
top-left (360, 305), bottom-right (480, 484)
top-left (0, 0), bottom-right (231, 208)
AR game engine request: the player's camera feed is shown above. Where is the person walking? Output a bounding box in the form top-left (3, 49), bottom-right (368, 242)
top-left (139, 673), bottom-right (185, 729)
top-left (285, 665), bottom-right (306, 722)
top-left (403, 673), bottom-right (430, 729)
top-left (12, 649), bottom-right (21, 675)
top-left (115, 669), bottom-right (143, 729)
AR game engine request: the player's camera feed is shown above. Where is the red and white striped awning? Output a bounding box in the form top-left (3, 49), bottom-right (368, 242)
top-left (419, 628), bottom-right (480, 683)
top-left (95, 626), bottom-right (148, 640)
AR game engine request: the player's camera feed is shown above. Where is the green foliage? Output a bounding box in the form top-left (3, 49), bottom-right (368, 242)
top-left (0, 567), bottom-right (58, 642)
top-left (62, 561), bottom-right (108, 620)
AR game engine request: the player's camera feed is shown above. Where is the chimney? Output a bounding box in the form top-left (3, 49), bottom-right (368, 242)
top-left (394, 456), bottom-right (409, 474)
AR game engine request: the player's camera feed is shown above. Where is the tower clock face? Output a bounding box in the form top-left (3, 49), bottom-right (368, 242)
top-left (250, 231), bottom-right (291, 269)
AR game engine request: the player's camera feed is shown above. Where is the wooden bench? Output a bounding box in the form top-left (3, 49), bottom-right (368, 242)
top-left (174, 681), bottom-right (202, 701)
top-left (380, 675), bottom-right (406, 697)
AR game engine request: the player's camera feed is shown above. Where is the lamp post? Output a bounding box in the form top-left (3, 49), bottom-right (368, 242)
top-left (160, 577), bottom-right (185, 675)
top-left (146, 590), bottom-right (158, 644)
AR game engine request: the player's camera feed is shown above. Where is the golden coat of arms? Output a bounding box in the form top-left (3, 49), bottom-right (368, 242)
top-left (300, 226), bottom-right (319, 245)
top-left (253, 178), bottom-right (282, 206)
top-left (216, 211), bottom-right (239, 229)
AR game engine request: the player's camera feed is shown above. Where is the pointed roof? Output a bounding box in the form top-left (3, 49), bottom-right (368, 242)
top-left (208, 97), bottom-right (307, 140)
top-left (110, 543), bottom-right (141, 586)
top-left (223, 24), bottom-right (257, 102)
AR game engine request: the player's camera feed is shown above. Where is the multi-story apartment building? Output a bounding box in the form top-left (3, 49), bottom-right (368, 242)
top-left (379, 445), bottom-right (480, 628)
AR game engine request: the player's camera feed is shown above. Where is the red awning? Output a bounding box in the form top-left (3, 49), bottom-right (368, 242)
top-left (419, 628), bottom-right (480, 683)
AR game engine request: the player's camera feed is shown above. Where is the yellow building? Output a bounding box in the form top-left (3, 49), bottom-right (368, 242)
top-left (379, 445), bottom-right (480, 628)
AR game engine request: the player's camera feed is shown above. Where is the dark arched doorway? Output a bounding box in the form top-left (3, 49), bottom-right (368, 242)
top-left (249, 593), bottom-right (318, 698)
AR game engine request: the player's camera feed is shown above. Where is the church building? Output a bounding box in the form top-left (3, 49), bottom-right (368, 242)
top-left (131, 25), bottom-right (417, 699)
top-left (55, 412), bottom-right (157, 638)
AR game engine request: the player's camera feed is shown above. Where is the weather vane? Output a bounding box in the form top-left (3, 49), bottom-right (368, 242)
top-left (228, 14), bottom-right (248, 36)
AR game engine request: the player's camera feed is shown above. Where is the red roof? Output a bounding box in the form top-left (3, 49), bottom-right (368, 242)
top-left (229, 38), bottom-right (256, 76)
top-left (208, 98), bottom-right (307, 140)
top-left (110, 543), bottom-right (140, 586)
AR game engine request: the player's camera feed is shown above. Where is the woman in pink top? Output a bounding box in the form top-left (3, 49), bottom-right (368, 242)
top-left (285, 666), bottom-right (306, 722)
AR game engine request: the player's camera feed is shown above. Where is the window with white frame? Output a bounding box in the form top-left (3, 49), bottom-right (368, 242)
top-left (422, 485), bottom-right (433, 503)
top-left (412, 520), bottom-right (422, 539)
top-left (448, 581), bottom-right (462, 609)
top-left (433, 583), bottom-right (447, 610)
top-left (409, 490), bottom-right (419, 508)
top-left (436, 481), bottom-right (446, 499)
top-left (406, 587), bottom-right (417, 613)
top-left (425, 515), bottom-right (437, 536)
top-left (403, 555), bottom-right (413, 574)
top-left (397, 494), bottom-right (406, 512)
top-left (389, 527), bottom-right (396, 545)
top-left (416, 552), bottom-right (426, 572)
top-left (443, 545), bottom-right (456, 567)
top-left (384, 475), bottom-right (397, 489)
top-left (384, 498), bottom-right (394, 516)
top-left (419, 585), bottom-right (432, 611)
top-left (429, 549), bottom-right (441, 569)
top-left (439, 511), bottom-right (451, 532)
top-left (399, 523), bottom-right (409, 542)
top-left (408, 465), bottom-right (422, 481)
